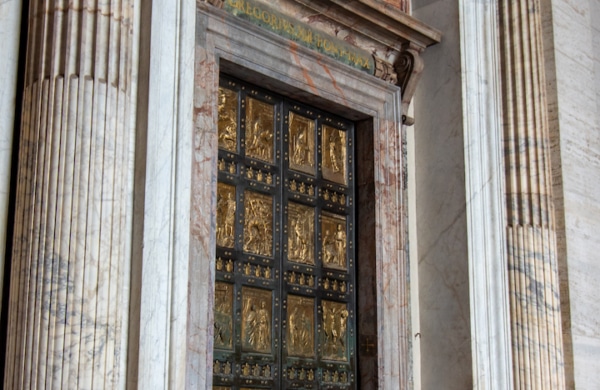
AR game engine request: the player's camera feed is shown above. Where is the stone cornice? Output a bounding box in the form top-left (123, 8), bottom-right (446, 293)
top-left (296, 0), bottom-right (441, 51)
top-left (288, 0), bottom-right (441, 124)
top-left (202, 0), bottom-right (441, 123)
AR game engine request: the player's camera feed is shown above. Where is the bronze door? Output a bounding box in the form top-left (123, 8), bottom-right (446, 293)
top-left (213, 75), bottom-right (356, 390)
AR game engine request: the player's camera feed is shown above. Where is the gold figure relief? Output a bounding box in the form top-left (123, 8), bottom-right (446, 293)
top-left (241, 287), bottom-right (272, 353)
top-left (289, 112), bottom-right (315, 174)
top-left (287, 202), bottom-right (315, 265)
top-left (218, 87), bottom-right (238, 152)
top-left (246, 97), bottom-right (275, 163)
top-left (287, 295), bottom-right (315, 357)
top-left (321, 300), bottom-right (349, 361)
top-left (322, 125), bottom-right (347, 185)
top-left (321, 213), bottom-right (347, 270)
top-left (216, 183), bottom-right (236, 248)
top-left (214, 282), bottom-right (233, 349)
top-left (214, 78), bottom-right (357, 386)
top-left (243, 191), bottom-right (273, 256)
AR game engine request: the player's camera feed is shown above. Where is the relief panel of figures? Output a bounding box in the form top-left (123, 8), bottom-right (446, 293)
top-left (213, 76), bottom-right (355, 389)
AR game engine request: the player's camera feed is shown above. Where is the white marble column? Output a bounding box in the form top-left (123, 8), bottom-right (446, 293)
top-left (499, 0), bottom-right (566, 388)
top-left (4, 1), bottom-right (139, 388)
top-left (129, 0), bottom-right (197, 388)
top-left (459, 0), bottom-right (513, 388)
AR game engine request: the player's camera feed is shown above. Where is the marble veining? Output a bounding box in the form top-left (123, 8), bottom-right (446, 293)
top-left (195, 2), bottom-right (410, 387)
top-left (4, 2), bottom-right (137, 389)
top-left (546, 0), bottom-right (600, 388)
top-left (500, 0), bottom-right (566, 388)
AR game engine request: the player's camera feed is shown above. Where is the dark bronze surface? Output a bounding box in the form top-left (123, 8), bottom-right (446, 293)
top-left (213, 75), bottom-right (356, 389)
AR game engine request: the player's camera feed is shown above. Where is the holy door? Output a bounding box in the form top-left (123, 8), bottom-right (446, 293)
top-left (213, 75), bottom-right (357, 389)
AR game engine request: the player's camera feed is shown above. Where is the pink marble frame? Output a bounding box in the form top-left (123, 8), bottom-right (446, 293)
top-left (190, 4), bottom-right (410, 387)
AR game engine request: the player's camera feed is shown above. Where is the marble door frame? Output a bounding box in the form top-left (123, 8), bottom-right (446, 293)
top-left (188, 3), bottom-right (411, 388)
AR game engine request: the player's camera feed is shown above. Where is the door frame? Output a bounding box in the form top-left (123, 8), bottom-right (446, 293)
top-left (190, 3), bottom-right (410, 388)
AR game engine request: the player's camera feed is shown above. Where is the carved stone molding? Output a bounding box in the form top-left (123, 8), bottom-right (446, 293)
top-left (206, 0), bottom-right (439, 122)
top-left (396, 44), bottom-right (423, 114)
top-left (373, 56), bottom-right (398, 85)
top-left (372, 44), bottom-right (424, 125)
top-left (205, 0), bottom-right (224, 8)
top-left (210, 0), bottom-right (440, 123)
top-left (293, 1), bottom-right (439, 117)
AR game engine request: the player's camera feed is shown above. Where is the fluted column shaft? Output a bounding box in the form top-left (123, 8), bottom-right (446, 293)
top-left (4, 1), bottom-right (138, 388)
top-left (499, 0), bottom-right (565, 388)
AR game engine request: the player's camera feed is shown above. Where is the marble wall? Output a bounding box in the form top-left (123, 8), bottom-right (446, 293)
top-left (412, 1), bottom-right (473, 389)
top-left (545, 0), bottom-right (600, 388)
top-left (413, 0), bottom-right (600, 388)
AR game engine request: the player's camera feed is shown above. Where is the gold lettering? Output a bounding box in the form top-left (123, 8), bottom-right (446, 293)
top-left (284, 20), bottom-right (294, 35)
top-left (316, 35), bottom-right (323, 49)
top-left (253, 6), bottom-right (261, 19)
top-left (225, 0), bottom-right (372, 72)
top-left (357, 57), bottom-right (364, 67)
top-left (261, 10), bottom-right (270, 24)
top-left (304, 30), bottom-right (313, 44)
top-left (331, 42), bottom-right (340, 56)
top-left (227, 0), bottom-right (242, 10)
top-left (300, 28), bottom-right (313, 44)
top-left (270, 13), bottom-right (278, 29)
top-left (293, 25), bottom-right (303, 40)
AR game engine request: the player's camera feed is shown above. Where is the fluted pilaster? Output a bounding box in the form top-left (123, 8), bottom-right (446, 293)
top-left (499, 0), bottom-right (565, 388)
top-left (4, 1), bottom-right (138, 388)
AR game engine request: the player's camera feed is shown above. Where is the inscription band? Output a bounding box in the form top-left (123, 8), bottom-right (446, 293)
top-left (224, 0), bottom-right (375, 73)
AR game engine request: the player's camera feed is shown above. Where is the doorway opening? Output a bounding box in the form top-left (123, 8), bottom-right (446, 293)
top-left (212, 74), bottom-right (362, 389)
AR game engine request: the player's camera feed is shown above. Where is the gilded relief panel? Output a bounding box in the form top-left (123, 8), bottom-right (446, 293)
top-left (321, 300), bottom-right (349, 362)
top-left (289, 112), bottom-right (315, 175)
top-left (287, 202), bottom-right (315, 265)
top-left (322, 124), bottom-right (347, 185)
top-left (214, 282), bottom-right (234, 349)
top-left (286, 295), bottom-right (315, 357)
top-left (214, 75), bottom-right (356, 388)
top-left (246, 97), bottom-right (274, 162)
top-left (321, 212), bottom-right (347, 270)
top-left (243, 190), bottom-right (273, 257)
top-left (217, 183), bottom-right (236, 248)
top-left (241, 287), bottom-right (273, 353)
top-left (218, 87), bottom-right (238, 152)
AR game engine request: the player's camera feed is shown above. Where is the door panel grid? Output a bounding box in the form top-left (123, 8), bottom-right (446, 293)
top-left (213, 75), bottom-right (356, 389)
